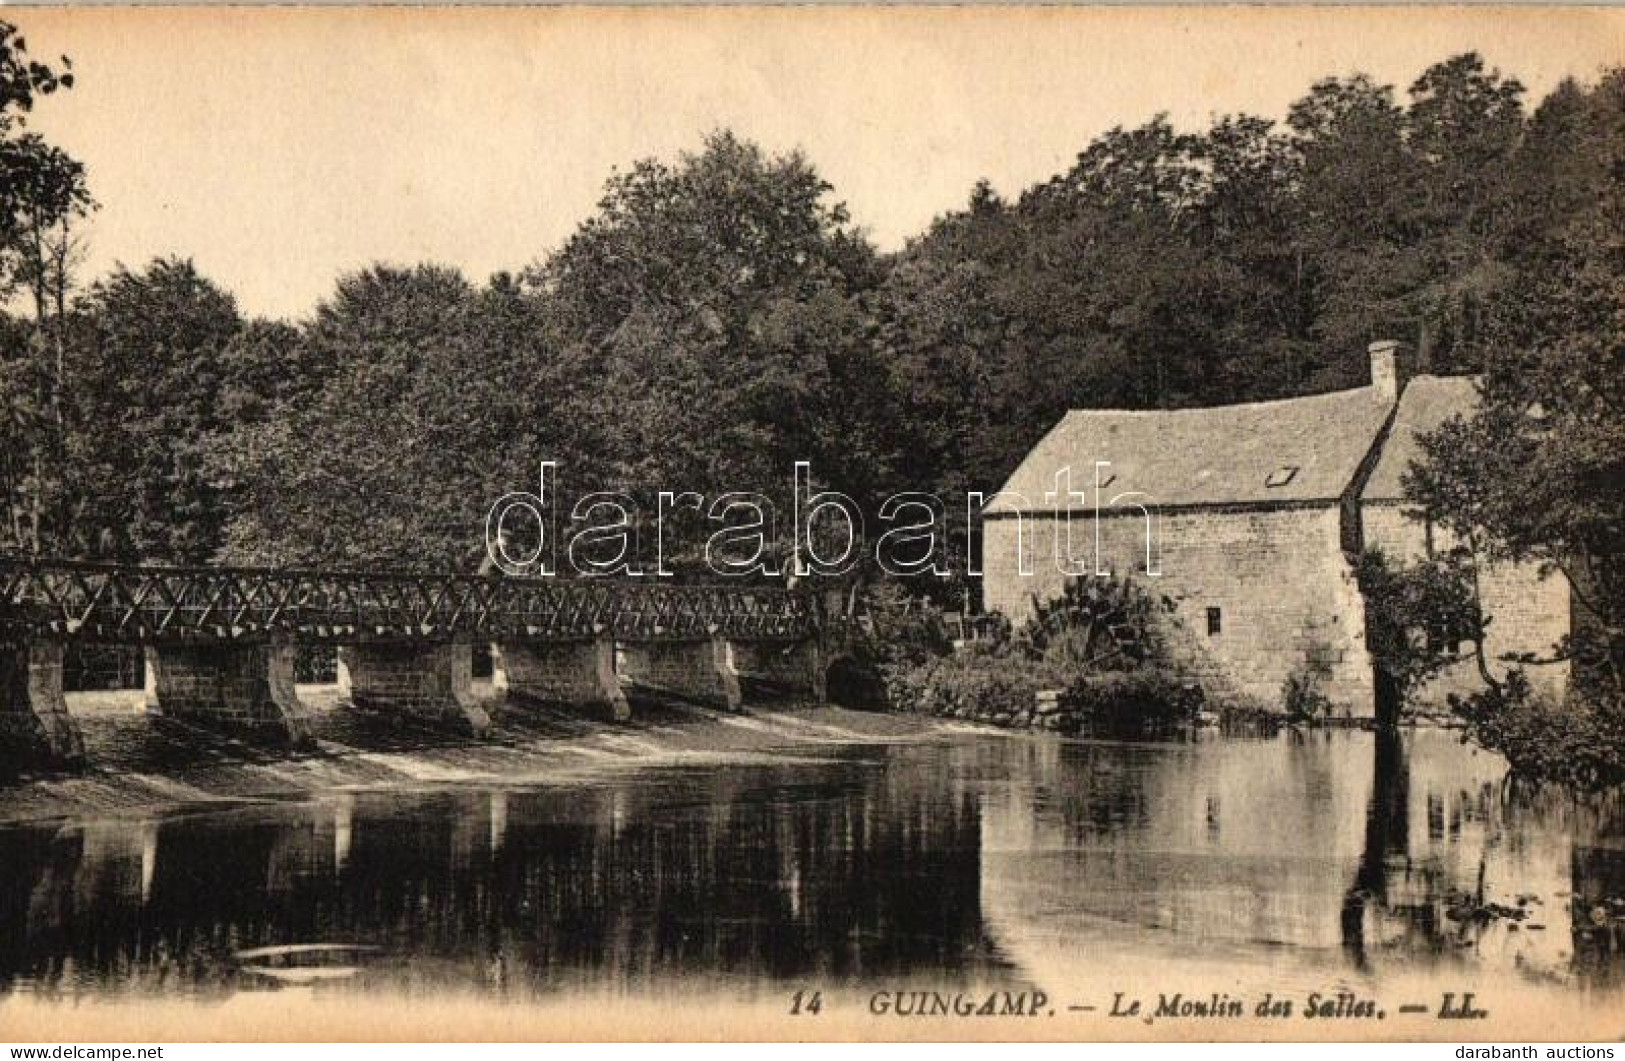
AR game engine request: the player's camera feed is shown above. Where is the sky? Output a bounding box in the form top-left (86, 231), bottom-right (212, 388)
top-left (13, 6), bottom-right (1624, 320)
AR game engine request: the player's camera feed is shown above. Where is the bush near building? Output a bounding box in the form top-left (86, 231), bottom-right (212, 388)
top-left (876, 576), bottom-right (1202, 737)
top-left (1453, 677), bottom-right (1625, 792)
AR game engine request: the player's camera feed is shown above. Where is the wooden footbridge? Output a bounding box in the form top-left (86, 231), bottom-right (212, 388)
top-left (0, 554), bottom-right (854, 766)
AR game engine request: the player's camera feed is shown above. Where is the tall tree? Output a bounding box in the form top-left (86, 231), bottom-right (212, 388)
top-left (0, 19), bottom-right (79, 297)
top-left (1405, 69), bottom-right (1625, 696)
top-left (1402, 53), bottom-right (1526, 371)
top-left (525, 131), bottom-right (888, 572)
top-left (214, 265), bottom-right (574, 569)
top-left (1285, 71), bottom-right (1422, 387)
top-left (71, 258), bottom-right (244, 562)
top-left (0, 19), bottom-right (91, 556)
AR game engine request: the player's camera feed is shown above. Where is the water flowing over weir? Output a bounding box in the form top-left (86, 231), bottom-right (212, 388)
top-left (0, 686), bottom-right (916, 818)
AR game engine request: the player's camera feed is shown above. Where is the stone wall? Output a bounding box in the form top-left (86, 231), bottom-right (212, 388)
top-left (338, 642), bottom-right (492, 736)
top-left (619, 637), bottom-right (742, 711)
top-left (981, 504), bottom-right (1376, 716)
top-left (1363, 501), bottom-right (1571, 704)
top-left (143, 644), bottom-right (314, 745)
top-left (0, 640), bottom-right (85, 764)
top-left (496, 638), bottom-right (629, 721)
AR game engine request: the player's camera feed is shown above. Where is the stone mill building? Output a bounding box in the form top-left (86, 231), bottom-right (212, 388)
top-left (979, 341), bottom-right (1572, 719)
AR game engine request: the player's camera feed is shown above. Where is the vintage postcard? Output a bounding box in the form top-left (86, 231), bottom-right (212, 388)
top-left (0, 3), bottom-right (1622, 1044)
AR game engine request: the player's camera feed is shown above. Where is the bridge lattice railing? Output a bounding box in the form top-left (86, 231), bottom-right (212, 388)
top-left (0, 556), bottom-right (818, 644)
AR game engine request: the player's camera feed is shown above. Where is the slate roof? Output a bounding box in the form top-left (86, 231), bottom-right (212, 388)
top-left (1361, 374), bottom-right (1481, 502)
top-left (984, 383), bottom-right (1396, 514)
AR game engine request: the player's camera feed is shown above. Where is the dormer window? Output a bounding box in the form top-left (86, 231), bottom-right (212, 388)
top-left (1264, 465), bottom-right (1299, 488)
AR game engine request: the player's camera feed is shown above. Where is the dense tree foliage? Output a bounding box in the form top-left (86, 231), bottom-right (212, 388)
top-left (521, 131), bottom-right (894, 572)
top-left (0, 43), bottom-right (1616, 619)
top-left (68, 259), bottom-right (244, 562)
top-left (1406, 69), bottom-right (1625, 697)
top-left (877, 54), bottom-right (1543, 509)
top-left (3, 26), bottom-right (1622, 772)
top-left (209, 265), bottom-right (553, 567)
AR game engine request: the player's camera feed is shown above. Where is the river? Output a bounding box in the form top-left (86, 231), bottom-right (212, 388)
top-left (1, 720), bottom-right (1622, 1037)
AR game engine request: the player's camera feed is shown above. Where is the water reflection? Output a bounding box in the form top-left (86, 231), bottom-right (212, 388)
top-left (1, 731), bottom-right (1621, 1003)
top-left (979, 729), bottom-right (1625, 994)
top-left (0, 755), bottom-right (1006, 999)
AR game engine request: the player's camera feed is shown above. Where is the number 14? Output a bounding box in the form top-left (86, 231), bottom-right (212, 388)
top-left (789, 989), bottom-right (823, 1015)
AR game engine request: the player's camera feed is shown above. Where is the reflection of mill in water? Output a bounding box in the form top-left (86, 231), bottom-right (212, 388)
top-left (975, 729), bottom-right (1620, 991)
top-left (1342, 731), bottom-right (1456, 971)
top-left (1338, 731), bottom-right (1588, 982)
top-left (1342, 731), bottom-right (1621, 984)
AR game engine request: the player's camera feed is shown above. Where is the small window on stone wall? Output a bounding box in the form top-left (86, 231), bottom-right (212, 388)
top-left (1206, 606), bottom-right (1223, 636)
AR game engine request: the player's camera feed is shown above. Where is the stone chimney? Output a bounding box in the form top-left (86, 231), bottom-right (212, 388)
top-left (1368, 339), bottom-right (1401, 402)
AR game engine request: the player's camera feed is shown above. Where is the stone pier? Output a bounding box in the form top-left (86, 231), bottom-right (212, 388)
top-left (619, 637), bottom-right (742, 711)
top-left (143, 643), bottom-right (314, 746)
top-left (495, 638), bottom-right (629, 721)
top-left (0, 639), bottom-right (86, 765)
top-left (337, 642), bottom-right (491, 736)
top-left (729, 640), bottom-right (827, 703)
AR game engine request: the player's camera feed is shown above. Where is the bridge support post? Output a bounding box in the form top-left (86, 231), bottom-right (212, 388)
top-left (143, 643), bottom-right (315, 746)
top-left (337, 642), bottom-right (492, 737)
top-left (619, 636), bottom-right (743, 712)
top-left (728, 639), bottom-right (827, 704)
top-left (495, 638), bottom-right (629, 721)
top-left (0, 640), bottom-right (86, 766)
